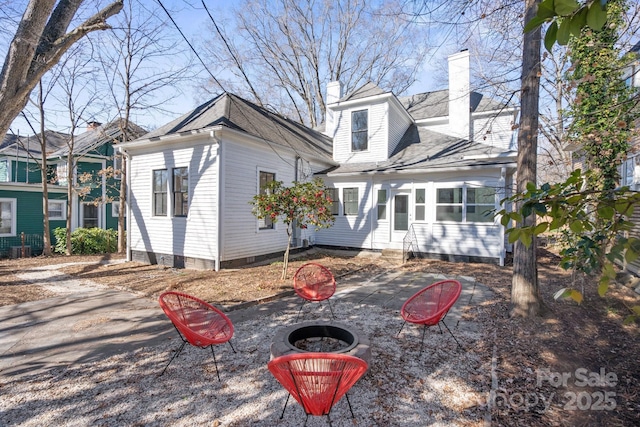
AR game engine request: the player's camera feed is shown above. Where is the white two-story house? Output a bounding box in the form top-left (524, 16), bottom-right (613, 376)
top-left (119, 50), bottom-right (518, 270)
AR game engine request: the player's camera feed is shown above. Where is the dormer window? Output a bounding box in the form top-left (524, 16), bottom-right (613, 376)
top-left (351, 110), bottom-right (368, 151)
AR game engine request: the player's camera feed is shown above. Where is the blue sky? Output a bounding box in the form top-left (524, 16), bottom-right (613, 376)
top-left (6, 0), bottom-right (454, 136)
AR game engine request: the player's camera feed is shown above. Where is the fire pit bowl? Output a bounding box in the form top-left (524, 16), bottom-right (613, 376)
top-left (270, 321), bottom-right (371, 365)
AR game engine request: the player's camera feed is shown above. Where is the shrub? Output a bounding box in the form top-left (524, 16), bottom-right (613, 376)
top-left (53, 227), bottom-right (121, 255)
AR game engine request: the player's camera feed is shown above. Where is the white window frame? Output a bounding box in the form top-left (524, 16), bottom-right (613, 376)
top-left (326, 188), bottom-right (340, 215)
top-left (351, 109), bottom-right (369, 152)
top-left (57, 162), bottom-right (69, 186)
top-left (257, 169), bottom-right (276, 231)
top-left (377, 189), bottom-right (387, 220)
top-left (172, 166), bottom-right (189, 217)
top-left (47, 200), bottom-right (67, 220)
top-left (435, 185), bottom-right (496, 223)
top-left (0, 158), bottom-right (10, 182)
top-left (112, 201), bottom-right (120, 217)
top-left (113, 153), bottom-right (122, 180)
top-left (152, 168), bottom-right (168, 217)
top-left (0, 198), bottom-right (17, 237)
top-left (414, 188), bottom-right (426, 222)
top-left (343, 187), bottom-right (359, 216)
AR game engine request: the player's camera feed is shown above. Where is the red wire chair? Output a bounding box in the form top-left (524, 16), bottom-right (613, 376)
top-left (268, 353), bottom-right (368, 425)
top-left (158, 291), bottom-right (235, 380)
top-left (293, 263), bottom-right (336, 321)
top-left (397, 279), bottom-right (463, 355)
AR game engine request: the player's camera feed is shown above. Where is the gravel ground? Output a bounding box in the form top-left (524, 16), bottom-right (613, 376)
top-left (0, 301), bottom-right (487, 426)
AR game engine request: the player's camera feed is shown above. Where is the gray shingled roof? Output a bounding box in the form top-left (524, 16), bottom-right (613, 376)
top-left (51, 120), bottom-right (147, 157)
top-left (398, 90), bottom-right (507, 121)
top-left (0, 131), bottom-right (70, 158)
top-left (321, 125), bottom-right (515, 175)
top-left (139, 93), bottom-right (334, 162)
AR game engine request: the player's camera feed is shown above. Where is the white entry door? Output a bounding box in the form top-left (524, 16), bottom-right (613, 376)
top-left (391, 192), bottom-right (410, 242)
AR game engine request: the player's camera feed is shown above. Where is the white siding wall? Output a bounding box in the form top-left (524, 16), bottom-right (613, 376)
top-left (128, 141), bottom-right (219, 261)
top-left (332, 100), bottom-right (389, 164)
top-left (317, 171), bottom-right (507, 261)
top-left (388, 102), bottom-right (413, 157)
top-left (221, 139), bottom-right (296, 261)
top-left (472, 114), bottom-right (515, 150)
top-left (313, 178), bottom-right (373, 248)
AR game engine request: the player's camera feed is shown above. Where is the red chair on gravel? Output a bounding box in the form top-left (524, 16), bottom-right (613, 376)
top-left (158, 291), bottom-right (235, 380)
top-left (268, 352), bottom-right (368, 425)
top-left (397, 279), bottom-right (463, 355)
top-left (293, 263), bottom-right (336, 321)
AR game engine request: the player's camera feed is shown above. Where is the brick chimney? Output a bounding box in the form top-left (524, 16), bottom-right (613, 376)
top-left (448, 50), bottom-right (471, 140)
top-left (325, 81), bottom-right (343, 138)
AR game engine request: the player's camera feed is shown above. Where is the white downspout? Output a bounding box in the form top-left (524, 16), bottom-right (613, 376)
top-left (214, 131), bottom-right (222, 271)
top-left (123, 148), bottom-right (132, 262)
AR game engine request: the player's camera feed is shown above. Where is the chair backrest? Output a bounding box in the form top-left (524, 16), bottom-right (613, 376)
top-left (293, 263), bottom-right (336, 302)
top-left (400, 280), bottom-right (462, 326)
top-left (267, 352), bottom-right (368, 416)
top-left (158, 291), bottom-right (234, 347)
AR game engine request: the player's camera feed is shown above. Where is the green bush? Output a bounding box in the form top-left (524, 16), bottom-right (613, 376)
top-left (53, 227), bottom-right (121, 255)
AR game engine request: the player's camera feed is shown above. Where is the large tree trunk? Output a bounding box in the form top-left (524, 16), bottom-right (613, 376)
top-left (511, 0), bottom-right (544, 318)
top-left (38, 83), bottom-right (52, 256)
top-left (0, 0), bottom-right (122, 138)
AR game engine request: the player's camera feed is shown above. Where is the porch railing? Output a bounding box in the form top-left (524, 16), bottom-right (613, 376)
top-left (402, 224), bottom-right (418, 263)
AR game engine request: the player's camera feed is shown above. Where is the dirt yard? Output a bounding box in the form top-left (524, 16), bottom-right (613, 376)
top-left (1, 248), bottom-right (638, 426)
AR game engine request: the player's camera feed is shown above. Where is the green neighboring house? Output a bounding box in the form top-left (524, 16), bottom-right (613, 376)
top-left (0, 120), bottom-right (146, 257)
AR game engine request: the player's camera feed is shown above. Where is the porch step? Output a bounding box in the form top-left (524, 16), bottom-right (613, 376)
top-left (381, 249), bottom-right (405, 264)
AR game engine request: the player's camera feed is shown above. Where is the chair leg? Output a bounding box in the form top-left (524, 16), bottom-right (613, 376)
top-left (210, 345), bottom-right (221, 382)
top-left (344, 392), bottom-right (356, 418)
top-left (397, 320), bottom-right (407, 337)
top-left (279, 393), bottom-right (291, 419)
top-left (228, 340), bottom-right (237, 353)
top-left (159, 340), bottom-right (187, 376)
top-left (441, 320), bottom-right (463, 351)
top-left (326, 299), bottom-right (335, 320)
top-left (295, 300), bottom-right (307, 323)
top-left (418, 325), bottom-right (427, 356)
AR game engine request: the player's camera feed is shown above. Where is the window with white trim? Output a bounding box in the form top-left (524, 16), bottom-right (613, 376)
top-left (351, 110), bottom-right (368, 152)
top-left (414, 188), bottom-right (426, 221)
top-left (172, 167), bottom-right (189, 217)
top-left (343, 187), bottom-right (359, 215)
top-left (0, 159), bottom-right (9, 182)
top-left (326, 188), bottom-right (339, 215)
top-left (57, 162), bottom-right (68, 186)
top-left (0, 198), bottom-right (17, 236)
top-left (48, 200), bottom-right (66, 220)
top-left (436, 186), bottom-right (495, 223)
top-left (153, 169), bottom-right (168, 216)
top-left (113, 154), bottom-right (122, 180)
top-left (112, 201), bottom-right (120, 217)
top-left (258, 171), bottom-right (275, 229)
top-left (377, 189), bottom-right (387, 220)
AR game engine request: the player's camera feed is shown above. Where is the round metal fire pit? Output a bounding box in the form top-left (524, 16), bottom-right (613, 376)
top-left (270, 321), bottom-right (371, 364)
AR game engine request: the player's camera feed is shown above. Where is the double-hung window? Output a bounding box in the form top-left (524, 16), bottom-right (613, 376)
top-left (0, 198), bottom-right (16, 236)
top-left (173, 167), bottom-right (189, 217)
top-left (153, 169), bottom-right (168, 216)
top-left (414, 189), bottom-right (426, 221)
top-left (259, 171), bottom-right (275, 229)
top-left (377, 189), bottom-right (387, 220)
top-left (343, 187), bottom-right (359, 215)
top-left (326, 188), bottom-right (340, 215)
top-left (436, 186), bottom-right (495, 222)
top-left (351, 110), bottom-right (368, 152)
top-left (48, 200), bottom-right (66, 220)
top-left (0, 159), bottom-right (9, 182)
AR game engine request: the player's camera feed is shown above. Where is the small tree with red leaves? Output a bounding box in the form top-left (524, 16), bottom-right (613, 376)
top-left (251, 178), bottom-right (335, 279)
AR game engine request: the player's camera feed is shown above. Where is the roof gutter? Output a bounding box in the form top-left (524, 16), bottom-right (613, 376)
top-left (319, 162), bottom-right (517, 177)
